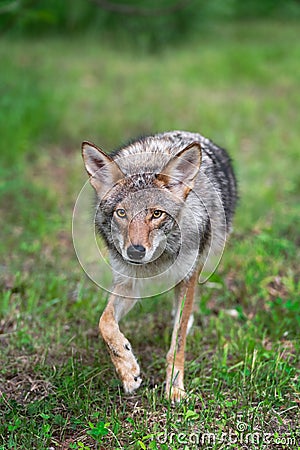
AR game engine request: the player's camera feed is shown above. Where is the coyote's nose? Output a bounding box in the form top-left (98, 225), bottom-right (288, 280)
top-left (127, 244), bottom-right (146, 261)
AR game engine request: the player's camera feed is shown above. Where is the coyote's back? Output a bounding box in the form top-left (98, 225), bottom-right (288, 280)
top-left (81, 130), bottom-right (237, 402)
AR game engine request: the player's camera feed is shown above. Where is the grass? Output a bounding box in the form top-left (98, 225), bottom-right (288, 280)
top-left (0, 21), bottom-right (299, 449)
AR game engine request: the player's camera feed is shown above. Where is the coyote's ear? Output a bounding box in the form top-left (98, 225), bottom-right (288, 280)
top-left (82, 141), bottom-right (125, 195)
top-left (156, 143), bottom-right (202, 199)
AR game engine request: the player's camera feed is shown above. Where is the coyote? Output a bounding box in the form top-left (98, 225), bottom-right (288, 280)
top-left (82, 131), bottom-right (237, 402)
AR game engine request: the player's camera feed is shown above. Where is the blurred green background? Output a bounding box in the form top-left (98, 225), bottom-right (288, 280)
top-left (0, 1), bottom-right (299, 449)
top-left (1, 0), bottom-right (300, 43)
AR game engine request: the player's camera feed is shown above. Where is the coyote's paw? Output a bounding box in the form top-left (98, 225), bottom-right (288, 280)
top-left (111, 343), bottom-right (142, 393)
top-left (123, 371), bottom-right (142, 393)
top-left (165, 365), bottom-right (185, 403)
top-left (166, 385), bottom-right (186, 403)
top-left (119, 358), bottom-right (142, 393)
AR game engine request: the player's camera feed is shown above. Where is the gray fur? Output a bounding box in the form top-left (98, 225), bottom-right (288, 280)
top-left (84, 131), bottom-right (237, 289)
top-left (81, 130), bottom-right (238, 399)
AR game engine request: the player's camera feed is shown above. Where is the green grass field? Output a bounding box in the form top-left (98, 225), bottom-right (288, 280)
top-left (0, 22), bottom-right (299, 449)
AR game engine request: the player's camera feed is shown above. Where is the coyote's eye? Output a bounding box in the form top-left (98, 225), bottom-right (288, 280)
top-left (152, 210), bottom-right (163, 219)
top-left (116, 208), bottom-right (127, 218)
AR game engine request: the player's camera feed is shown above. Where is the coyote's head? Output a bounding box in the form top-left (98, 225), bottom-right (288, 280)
top-left (82, 141), bottom-right (201, 265)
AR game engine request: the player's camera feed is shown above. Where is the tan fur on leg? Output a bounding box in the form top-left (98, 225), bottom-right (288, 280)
top-left (166, 269), bottom-right (200, 402)
top-left (99, 288), bottom-right (141, 393)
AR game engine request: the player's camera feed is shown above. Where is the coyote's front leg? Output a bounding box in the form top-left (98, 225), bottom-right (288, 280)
top-left (166, 270), bottom-right (199, 402)
top-left (99, 286), bottom-right (141, 393)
